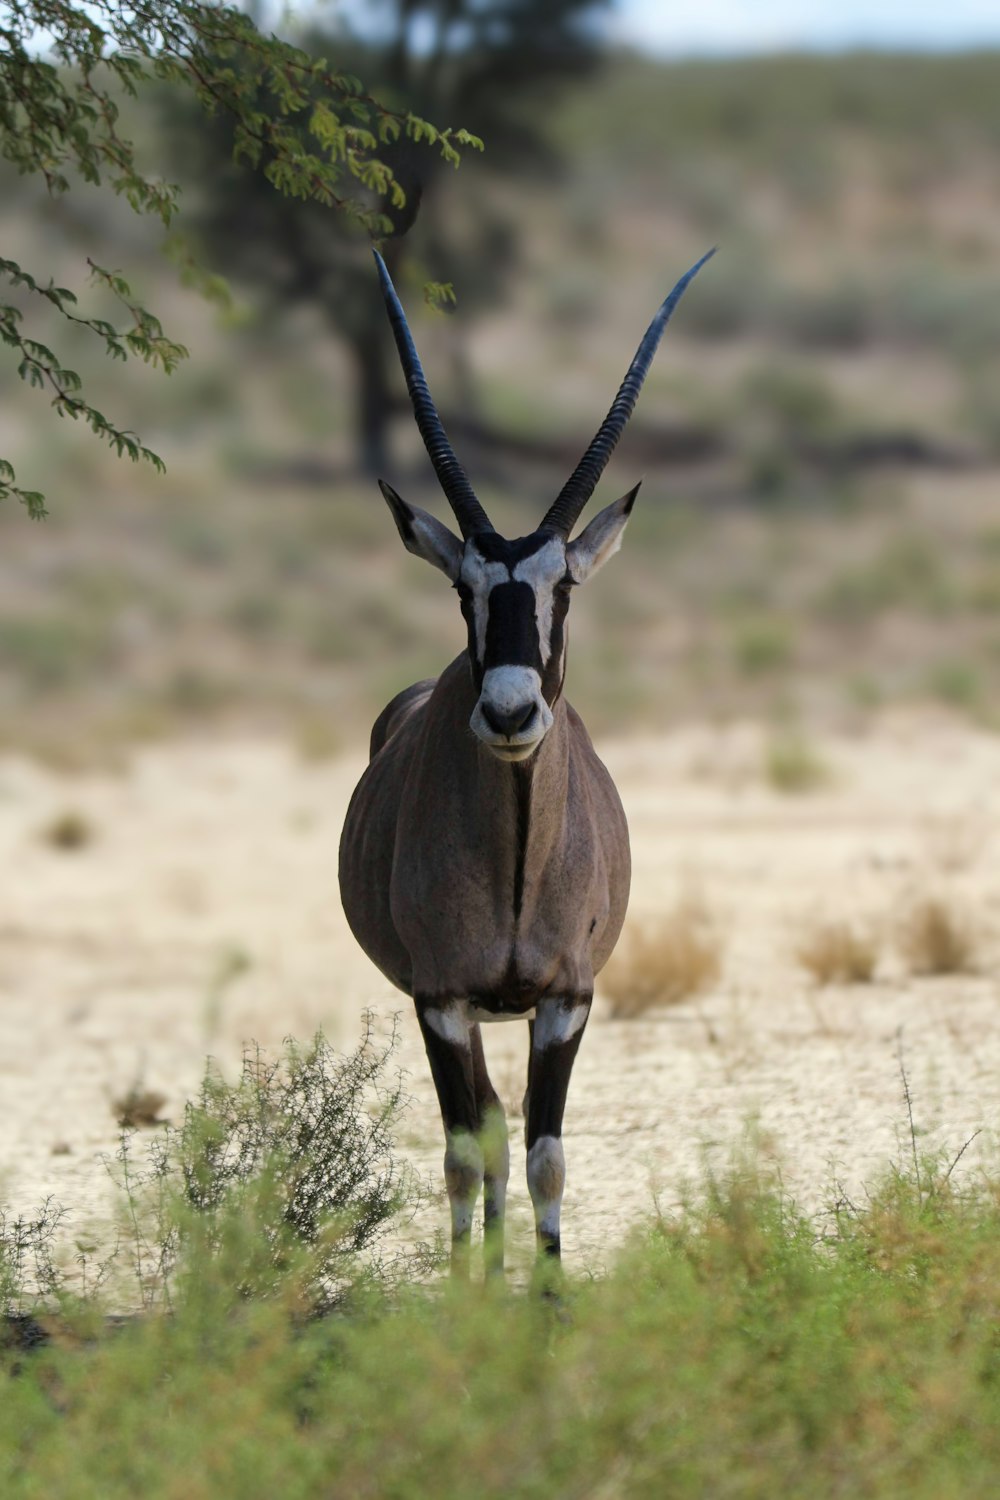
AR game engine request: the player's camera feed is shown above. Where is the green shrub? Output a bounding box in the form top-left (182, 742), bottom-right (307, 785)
top-left (765, 729), bottom-right (829, 793)
top-left (114, 1019), bottom-right (424, 1316)
top-left (732, 616), bottom-right (796, 675)
top-left (925, 661), bottom-right (982, 713)
top-left (6, 1137), bottom-right (1000, 1497)
top-left (0, 615), bottom-right (113, 693)
top-left (1, 1020), bottom-right (425, 1328)
top-left (0, 1199), bottom-right (66, 1319)
top-left (817, 538), bottom-right (955, 623)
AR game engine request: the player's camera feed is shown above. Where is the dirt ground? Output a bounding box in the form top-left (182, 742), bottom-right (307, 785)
top-left (3, 717), bottom-right (1000, 1280)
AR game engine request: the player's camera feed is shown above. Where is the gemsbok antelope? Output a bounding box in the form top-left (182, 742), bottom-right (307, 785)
top-left (340, 247), bottom-right (714, 1277)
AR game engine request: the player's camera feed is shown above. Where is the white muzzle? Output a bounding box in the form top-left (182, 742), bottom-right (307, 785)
top-left (470, 666), bottom-right (554, 761)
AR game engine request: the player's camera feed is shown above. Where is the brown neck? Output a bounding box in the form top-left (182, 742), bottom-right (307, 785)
top-left (432, 654), bottom-right (572, 918)
top-left (506, 700), bottom-right (569, 919)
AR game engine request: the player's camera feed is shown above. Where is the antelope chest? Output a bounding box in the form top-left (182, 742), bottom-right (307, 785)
top-left (388, 773), bottom-right (622, 1008)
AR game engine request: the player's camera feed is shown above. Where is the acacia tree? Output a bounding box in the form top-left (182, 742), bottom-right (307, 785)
top-left (177, 0), bottom-right (610, 475)
top-left (0, 0), bottom-right (480, 515)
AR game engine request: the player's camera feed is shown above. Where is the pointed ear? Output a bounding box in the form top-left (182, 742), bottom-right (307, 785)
top-left (565, 482), bottom-right (641, 584)
top-left (379, 480), bottom-right (463, 581)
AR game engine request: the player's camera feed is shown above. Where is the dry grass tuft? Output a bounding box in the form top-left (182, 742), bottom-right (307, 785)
top-left (603, 902), bottom-right (723, 1019)
top-left (40, 808), bottom-right (94, 850)
top-left (897, 893), bottom-right (980, 977)
top-left (113, 1086), bottom-right (169, 1129)
top-left (796, 918), bottom-right (880, 986)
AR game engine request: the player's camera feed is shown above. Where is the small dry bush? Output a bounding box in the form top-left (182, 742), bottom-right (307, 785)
top-left (40, 809), bottom-right (94, 850)
top-left (897, 893), bottom-right (980, 977)
top-left (0, 1199), bottom-right (66, 1318)
top-left (603, 903), bottom-right (722, 1018)
top-left (112, 1017), bottom-right (423, 1315)
top-left (113, 1086), bottom-right (168, 1129)
top-left (2, 1019), bottom-right (421, 1327)
top-left (796, 918), bottom-right (880, 986)
top-left (764, 730), bottom-right (829, 794)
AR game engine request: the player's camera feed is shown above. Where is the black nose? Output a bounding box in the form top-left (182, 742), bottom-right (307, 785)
top-left (482, 701), bottom-right (537, 739)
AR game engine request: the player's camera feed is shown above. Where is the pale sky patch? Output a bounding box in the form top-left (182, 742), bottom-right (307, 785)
top-left (612, 0), bottom-right (1000, 55)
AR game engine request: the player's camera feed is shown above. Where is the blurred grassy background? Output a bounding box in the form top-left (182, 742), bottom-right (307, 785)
top-left (2, 49), bottom-right (1000, 763)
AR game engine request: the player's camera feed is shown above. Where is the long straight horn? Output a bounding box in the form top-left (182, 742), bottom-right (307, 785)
top-left (540, 248), bottom-right (716, 539)
top-left (374, 250), bottom-right (494, 539)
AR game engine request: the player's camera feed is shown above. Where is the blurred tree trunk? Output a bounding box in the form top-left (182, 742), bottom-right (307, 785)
top-left (172, 0), bottom-right (611, 474)
top-left (337, 237), bottom-right (406, 475)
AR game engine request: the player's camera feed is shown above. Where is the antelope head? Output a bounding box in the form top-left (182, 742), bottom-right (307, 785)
top-left (374, 248), bottom-right (714, 762)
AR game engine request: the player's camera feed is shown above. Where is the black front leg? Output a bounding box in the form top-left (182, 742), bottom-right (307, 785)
top-left (417, 1003), bottom-right (509, 1280)
top-left (416, 998), bottom-right (482, 1276)
top-left (470, 1024), bottom-right (509, 1279)
top-left (525, 995), bottom-right (591, 1263)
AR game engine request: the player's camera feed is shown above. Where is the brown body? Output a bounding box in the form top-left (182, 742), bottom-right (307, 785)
top-left (340, 655), bottom-right (630, 1010)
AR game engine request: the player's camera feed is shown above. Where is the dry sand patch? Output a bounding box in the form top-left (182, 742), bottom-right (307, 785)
top-left (1, 719), bottom-right (999, 1277)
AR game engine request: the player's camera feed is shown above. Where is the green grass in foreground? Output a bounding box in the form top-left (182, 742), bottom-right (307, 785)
top-left (5, 1125), bottom-right (1000, 1497)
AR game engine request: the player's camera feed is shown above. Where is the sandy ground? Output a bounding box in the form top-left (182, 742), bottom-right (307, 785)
top-left (3, 717), bottom-right (1000, 1282)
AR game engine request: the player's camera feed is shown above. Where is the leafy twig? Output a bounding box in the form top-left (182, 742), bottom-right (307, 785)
top-left (0, 0), bottom-right (482, 514)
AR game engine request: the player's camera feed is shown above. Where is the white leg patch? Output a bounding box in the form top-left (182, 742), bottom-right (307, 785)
top-left (526, 1135), bottom-right (565, 1241)
top-left (422, 1002), bottom-right (471, 1047)
top-left (532, 999), bottom-right (589, 1051)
